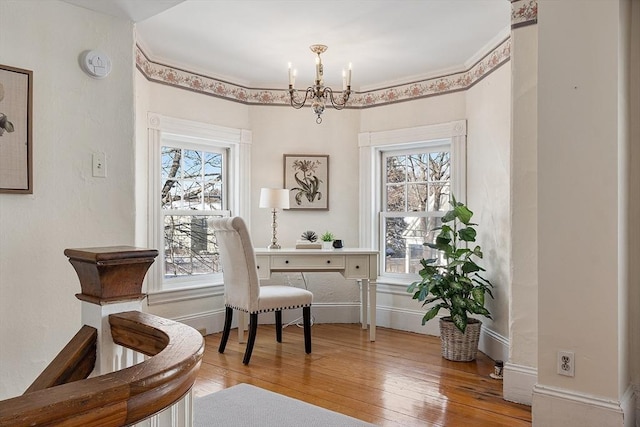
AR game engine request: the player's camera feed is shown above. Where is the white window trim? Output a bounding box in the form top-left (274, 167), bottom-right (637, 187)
top-left (358, 120), bottom-right (467, 283)
top-left (146, 113), bottom-right (252, 302)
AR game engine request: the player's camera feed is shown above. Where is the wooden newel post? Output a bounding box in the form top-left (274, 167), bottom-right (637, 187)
top-left (65, 246), bottom-right (158, 375)
top-left (64, 246), bottom-right (158, 304)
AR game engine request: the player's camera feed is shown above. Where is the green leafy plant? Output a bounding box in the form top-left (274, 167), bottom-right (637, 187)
top-left (320, 231), bottom-right (335, 242)
top-left (407, 196), bottom-right (494, 333)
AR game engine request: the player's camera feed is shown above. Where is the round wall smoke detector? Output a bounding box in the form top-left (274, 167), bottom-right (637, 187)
top-left (80, 50), bottom-right (112, 79)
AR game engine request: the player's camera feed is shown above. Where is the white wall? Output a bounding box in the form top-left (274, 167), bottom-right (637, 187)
top-left (466, 63), bottom-right (512, 348)
top-left (534, 0), bottom-right (636, 424)
top-left (0, 1), bottom-right (135, 399)
top-left (504, 20), bottom-right (539, 405)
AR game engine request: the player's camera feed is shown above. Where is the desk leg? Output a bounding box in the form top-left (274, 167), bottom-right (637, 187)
top-left (369, 278), bottom-right (376, 341)
top-left (360, 279), bottom-right (368, 330)
top-left (237, 311), bottom-right (246, 344)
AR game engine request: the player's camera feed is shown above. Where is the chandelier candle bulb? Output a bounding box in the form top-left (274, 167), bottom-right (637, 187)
top-left (342, 70), bottom-right (347, 90)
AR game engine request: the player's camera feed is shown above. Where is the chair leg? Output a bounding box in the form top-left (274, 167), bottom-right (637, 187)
top-left (275, 310), bottom-right (282, 343)
top-left (303, 306), bottom-right (311, 354)
top-left (218, 307), bottom-right (233, 354)
top-left (243, 313), bottom-right (258, 365)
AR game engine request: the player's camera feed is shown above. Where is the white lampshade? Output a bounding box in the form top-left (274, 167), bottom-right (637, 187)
top-left (259, 188), bottom-right (290, 209)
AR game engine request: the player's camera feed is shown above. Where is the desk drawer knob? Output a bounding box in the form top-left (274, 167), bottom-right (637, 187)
top-left (285, 260), bottom-right (289, 264)
top-left (356, 265), bottom-right (360, 269)
top-left (257, 265), bottom-right (260, 269)
top-left (326, 260), bottom-right (331, 264)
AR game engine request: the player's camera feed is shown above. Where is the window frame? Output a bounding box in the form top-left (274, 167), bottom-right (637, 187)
top-left (358, 120), bottom-right (467, 284)
top-left (146, 113), bottom-right (251, 299)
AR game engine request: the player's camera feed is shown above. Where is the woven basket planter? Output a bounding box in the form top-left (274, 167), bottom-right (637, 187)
top-left (439, 317), bottom-right (482, 361)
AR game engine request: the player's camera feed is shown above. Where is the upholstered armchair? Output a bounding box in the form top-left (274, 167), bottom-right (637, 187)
top-left (209, 216), bottom-right (313, 365)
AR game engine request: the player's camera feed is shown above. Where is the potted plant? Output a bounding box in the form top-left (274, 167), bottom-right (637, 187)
top-left (407, 196), bottom-right (494, 361)
top-left (320, 231), bottom-right (335, 249)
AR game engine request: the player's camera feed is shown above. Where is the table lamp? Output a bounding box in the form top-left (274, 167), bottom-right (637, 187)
top-left (259, 188), bottom-right (290, 249)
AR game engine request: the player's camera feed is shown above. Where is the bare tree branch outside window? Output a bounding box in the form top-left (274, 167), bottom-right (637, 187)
top-left (384, 150), bottom-right (450, 274)
top-left (161, 146), bottom-right (225, 279)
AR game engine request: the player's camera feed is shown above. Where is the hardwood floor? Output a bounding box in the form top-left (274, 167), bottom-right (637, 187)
top-left (193, 323), bottom-right (531, 426)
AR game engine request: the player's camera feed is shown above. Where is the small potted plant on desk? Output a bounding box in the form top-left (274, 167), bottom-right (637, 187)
top-left (407, 196), bottom-right (494, 361)
top-left (320, 231), bottom-right (335, 249)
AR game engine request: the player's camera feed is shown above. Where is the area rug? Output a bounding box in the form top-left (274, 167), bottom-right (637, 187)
top-left (194, 383), bottom-right (376, 427)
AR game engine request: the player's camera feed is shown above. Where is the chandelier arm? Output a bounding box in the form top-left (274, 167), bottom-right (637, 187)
top-left (325, 87), bottom-right (351, 110)
top-left (289, 86), bottom-right (314, 109)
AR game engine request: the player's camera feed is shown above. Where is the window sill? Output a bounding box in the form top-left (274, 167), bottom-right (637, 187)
top-left (147, 283), bottom-right (224, 306)
top-left (376, 274), bottom-right (419, 287)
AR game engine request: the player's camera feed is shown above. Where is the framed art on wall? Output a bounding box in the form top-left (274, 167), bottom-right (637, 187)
top-left (283, 154), bottom-right (329, 210)
top-left (0, 64), bottom-right (33, 194)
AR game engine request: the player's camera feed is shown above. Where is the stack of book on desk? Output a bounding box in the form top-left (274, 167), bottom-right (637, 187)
top-left (295, 240), bottom-right (322, 249)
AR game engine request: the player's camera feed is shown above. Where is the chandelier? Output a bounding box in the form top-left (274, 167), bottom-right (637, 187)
top-left (288, 44), bottom-right (352, 124)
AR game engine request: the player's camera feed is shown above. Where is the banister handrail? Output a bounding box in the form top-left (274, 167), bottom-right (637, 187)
top-left (24, 325), bottom-right (98, 394)
top-left (0, 311), bottom-right (204, 427)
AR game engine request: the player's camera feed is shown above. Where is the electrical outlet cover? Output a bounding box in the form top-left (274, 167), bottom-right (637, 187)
top-left (557, 350), bottom-right (575, 377)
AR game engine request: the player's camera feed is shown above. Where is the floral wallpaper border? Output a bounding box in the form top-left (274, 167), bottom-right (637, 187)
top-left (511, 0), bottom-right (538, 29)
top-left (136, 37), bottom-right (512, 109)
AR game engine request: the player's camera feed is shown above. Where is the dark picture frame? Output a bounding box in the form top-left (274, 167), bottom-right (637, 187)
top-left (283, 154), bottom-right (329, 210)
top-left (0, 64), bottom-right (33, 194)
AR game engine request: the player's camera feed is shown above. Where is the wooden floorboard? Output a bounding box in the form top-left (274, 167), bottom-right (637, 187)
top-left (194, 323), bottom-right (532, 426)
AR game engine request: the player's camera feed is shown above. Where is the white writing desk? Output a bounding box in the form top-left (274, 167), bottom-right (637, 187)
top-left (254, 248), bottom-right (379, 341)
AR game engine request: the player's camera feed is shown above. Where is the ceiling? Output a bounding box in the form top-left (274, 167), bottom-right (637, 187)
top-left (65, 0), bottom-right (511, 91)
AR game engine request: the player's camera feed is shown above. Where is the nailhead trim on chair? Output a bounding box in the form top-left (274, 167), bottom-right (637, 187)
top-left (225, 303), bottom-right (312, 314)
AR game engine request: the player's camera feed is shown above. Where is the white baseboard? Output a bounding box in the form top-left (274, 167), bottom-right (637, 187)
top-left (172, 303), bottom-right (362, 335)
top-left (532, 383), bottom-right (633, 427)
top-left (503, 362), bottom-right (537, 405)
top-left (375, 304), bottom-right (509, 362)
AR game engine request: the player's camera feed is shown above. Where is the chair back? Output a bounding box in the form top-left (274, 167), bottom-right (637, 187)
top-left (208, 217), bottom-right (260, 313)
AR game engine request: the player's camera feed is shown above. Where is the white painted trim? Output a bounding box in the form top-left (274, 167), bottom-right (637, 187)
top-left (358, 120), bottom-right (467, 148)
top-left (503, 362), bottom-right (537, 405)
top-left (373, 280), bottom-right (508, 361)
top-left (147, 284), bottom-right (224, 306)
top-left (620, 384), bottom-right (637, 427)
top-left (145, 113), bottom-right (252, 293)
top-left (169, 303), bottom-right (362, 336)
top-left (479, 325), bottom-right (509, 363)
top-left (358, 120), bottom-right (468, 272)
top-left (374, 304), bottom-right (508, 361)
top-left (532, 383), bottom-right (630, 426)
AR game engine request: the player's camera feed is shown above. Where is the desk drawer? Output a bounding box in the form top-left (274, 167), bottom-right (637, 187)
top-left (255, 255), bottom-right (270, 279)
top-left (271, 255), bottom-right (345, 269)
top-left (345, 255), bottom-right (370, 279)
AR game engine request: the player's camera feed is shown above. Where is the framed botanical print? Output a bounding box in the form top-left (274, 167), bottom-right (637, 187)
top-left (283, 154), bottom-right (329, 210)
top-left (0, 64), bottom-right (33, 194)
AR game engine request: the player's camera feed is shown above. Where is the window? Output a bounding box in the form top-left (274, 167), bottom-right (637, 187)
top-left (382, 148), bottom-right (451, 274)
top-left (358, 120), bottom-right (466, 281)
top-left (145, 114), bottom-right (251, 296)
top-left (161, 144), bottom-right (228, 282)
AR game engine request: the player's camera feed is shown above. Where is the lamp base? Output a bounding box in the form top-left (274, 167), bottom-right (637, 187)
top-left (267, 243), bottom-right (281, 250)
